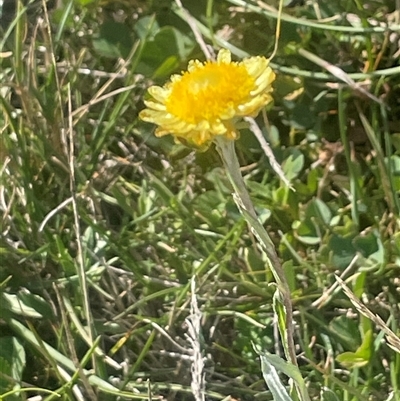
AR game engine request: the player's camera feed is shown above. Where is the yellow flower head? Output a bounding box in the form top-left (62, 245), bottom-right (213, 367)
top-left (139, 49), bottom-right (276, 148)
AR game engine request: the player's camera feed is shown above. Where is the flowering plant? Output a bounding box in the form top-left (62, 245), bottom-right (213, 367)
top-left (139, 49), bottom-right (275, 149)
top-left (140, 49), bottom-right (300, 398)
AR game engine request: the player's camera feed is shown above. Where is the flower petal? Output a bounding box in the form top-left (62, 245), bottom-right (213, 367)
top-left (143, 100), bottom-right (167, 111)
top-left (217, 48), bottom-right (231, 64)
top-left (148, 86), bottom-right (170, 102)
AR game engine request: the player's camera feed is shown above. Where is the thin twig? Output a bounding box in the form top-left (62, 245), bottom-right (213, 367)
top-left (335, 276), bottom-right (400, 353)
top-left (174, 0), bottom-right (214, 61)
top-left (38, 196), bottom-right (74, 232)
top-left (312, 255), bottom-right (359, 308)
top-left (245, 117), bottom-right (293, 189)
top-left (141, 319), bottom-right (191, 355)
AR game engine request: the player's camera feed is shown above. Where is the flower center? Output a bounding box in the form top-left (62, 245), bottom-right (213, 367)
top-left (165, 62), bottom-right (256, 124)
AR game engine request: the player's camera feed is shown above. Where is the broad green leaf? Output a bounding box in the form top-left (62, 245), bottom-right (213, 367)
top-left (329, 315), bottom-right (360, 350)
top-left (288, 103), bottom-right (316, 130)
top-left (136, 27), bottom-right (194, 79)
top-left (336, 330), bottom-right (373, 368)
top-left (306, 168), bottom-right (319, 193)
top-left (93, 21), bottom-right (133, 59)
top-left (283, 152), bottom-right (304, 181)
top-left (336, 352), bottom-right (368, 368)
top-left (355, 329), bottom-right (373, 360)
top-left (353, 230), bottom-right (384, 264)
top-left (328, 234), bottom-right (357, 270)
top-left (305, 199), bottom-right (331, 225)
top-left (293, 219), bottom-right (320, 245)
top-left (1, 293), bottom-right (43, 318)
top-left (18, 291), bottom-right (54, 320)
top-left (274, 75), bottom-right (304, 99)
top-left (134, 15), bottom-right (159, 40)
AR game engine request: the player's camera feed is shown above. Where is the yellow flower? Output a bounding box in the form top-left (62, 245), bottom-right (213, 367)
top-left (139, 49), bottom-right (276, 148)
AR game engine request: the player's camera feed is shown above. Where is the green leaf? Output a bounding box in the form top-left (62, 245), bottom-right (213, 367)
top-left (0, 357), bottom-right (13, 394)
top-left (288, 103), bottom-right (316, 130)
top-left (54, 235), bottom-right (76, 276)
top-left (329, 315), bottom-right (360, 350)
top-left (18, 291), bottom-right (55, 320)
top-left (321, 388), bottom-right (341, 401)
top-left (0, 337), bottom-right (26, 395)
top-left (353, 271), bottom-right (367, 298)
top-left (1, 293), bottom-right (43, 318)
top-left (152, 55), bottom-right (181, 79)
top-left (134, 15), bottom-right (159, 40)
top-left (283, 260), bottom-right (296, 293)
top-left (306, 168), bottom-right (319, 194)
top-left (283, 151), bottom-right (304, 181)
top-left (274, 75), bottom-right (304, 100)
top-left (305, 199), bottom-right (331, 225)
top-left (257, 350), bottom-right (311, 401)
top-left (294, 198), bottom-right (333, 245)
top-left (244, 247), bottom-right (267, 275)
top-left (353, 230), bottom-right (384, 264)
top-left (273, 290), bottom-right (288, 353)
top-left (260, 354), bottom-right (293, 401)
top-left (93, 21), bottom-right (133, 59)
top-left (336, 352), bottom-right (368, 368)
top-left (137, 27), bottom-right (194, 79)
top-left (355, 329), bottom-right (373, 360)
top-left (337, 329), bottom-right (373, 368)
top-left (294, 219), bottom-right (320, 245)
top-left (328, 234), bottom-right (357, 270)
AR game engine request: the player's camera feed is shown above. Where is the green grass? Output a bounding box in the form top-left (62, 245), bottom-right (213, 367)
top-left (1, 0), bottom-right (400, 400)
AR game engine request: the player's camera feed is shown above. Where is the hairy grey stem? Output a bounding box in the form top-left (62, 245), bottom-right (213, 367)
top-left (215, 137), bottom-right (297, 367)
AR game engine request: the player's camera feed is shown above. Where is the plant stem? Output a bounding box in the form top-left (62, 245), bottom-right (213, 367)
top-left (214, 137), bottom-right (297, 367)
